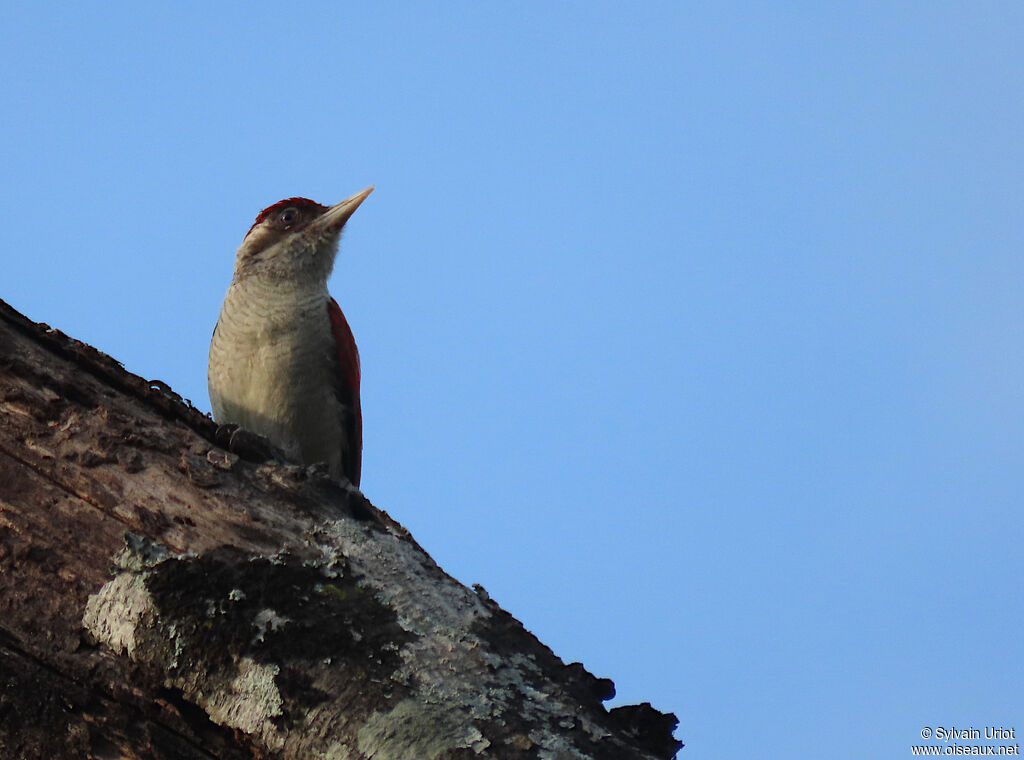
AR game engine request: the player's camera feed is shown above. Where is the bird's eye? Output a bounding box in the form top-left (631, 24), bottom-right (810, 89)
top-left (278, 207), bottom-right (299, 226)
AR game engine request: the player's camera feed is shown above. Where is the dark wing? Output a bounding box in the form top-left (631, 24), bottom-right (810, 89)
top-left (326, 297), bottom-right (362, 487)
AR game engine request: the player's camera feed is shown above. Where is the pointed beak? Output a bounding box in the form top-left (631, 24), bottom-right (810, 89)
top-left (319, 185), bottom-right (374, 231)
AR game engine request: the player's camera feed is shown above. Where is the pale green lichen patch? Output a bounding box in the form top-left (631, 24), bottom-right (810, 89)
top-left (81, 533), bottom-right (414, 753)
top-left (357, 698), bottom-right (489, 760)
top-left (202, 658), bottom-right (284, 736)
top-left (83, 571), bottom-right (152, 656)
top-left (320, 519), bottom-right (619, 758)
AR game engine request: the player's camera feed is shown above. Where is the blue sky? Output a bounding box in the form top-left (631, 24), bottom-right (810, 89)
top-left (3, 3), bottom-right (1022, 757)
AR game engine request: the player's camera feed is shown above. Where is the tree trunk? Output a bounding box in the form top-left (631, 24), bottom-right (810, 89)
top-left (0, 298), bottom-right (681, 760)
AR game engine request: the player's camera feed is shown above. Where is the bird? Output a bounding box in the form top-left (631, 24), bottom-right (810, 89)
top-left (208, 186), bottom-right (373, 487)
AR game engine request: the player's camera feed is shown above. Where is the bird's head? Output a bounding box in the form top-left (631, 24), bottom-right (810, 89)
top-left (232, 186), bottom-right (374, 282)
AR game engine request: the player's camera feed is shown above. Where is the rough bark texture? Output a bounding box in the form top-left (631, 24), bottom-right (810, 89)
top-left (0, 298), bottom-right (682, 760)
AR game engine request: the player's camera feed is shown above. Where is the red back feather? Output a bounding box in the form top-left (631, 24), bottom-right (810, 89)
top-left (327, 297), bottom-right (362, 486)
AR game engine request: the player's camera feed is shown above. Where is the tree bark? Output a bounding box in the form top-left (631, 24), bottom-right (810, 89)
top-left (0, 298), bottom-right (681, 760)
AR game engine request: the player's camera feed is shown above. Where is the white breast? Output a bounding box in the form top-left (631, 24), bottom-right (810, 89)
top-left (208, 277), bottom-right (346, 478)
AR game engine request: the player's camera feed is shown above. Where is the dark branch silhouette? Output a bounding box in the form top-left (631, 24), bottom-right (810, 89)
top-left (0, 298), bottom-right (681, 759)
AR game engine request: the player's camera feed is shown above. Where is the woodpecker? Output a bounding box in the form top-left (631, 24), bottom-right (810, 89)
top-left (208, 186), bottom-right (373, 487)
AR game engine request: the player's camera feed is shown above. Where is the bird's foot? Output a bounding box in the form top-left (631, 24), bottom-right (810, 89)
top-left (214, 423), bottom-right (285, 465)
